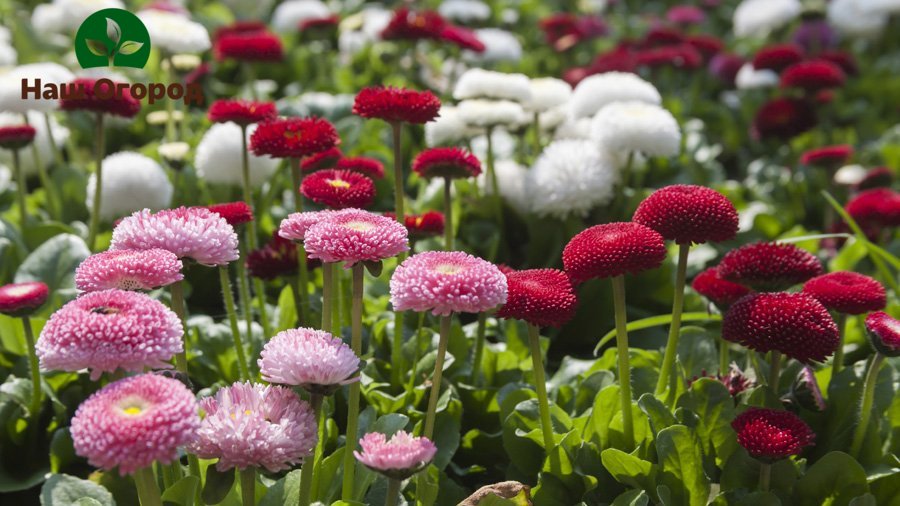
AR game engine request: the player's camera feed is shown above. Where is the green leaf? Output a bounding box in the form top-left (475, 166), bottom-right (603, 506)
top-left (594, 313), bottom-right (722, 355)
top-left (656, 425), bottom-right (711, 506)
top-left (600, 448), bottom-right (657, 493)
top-left (638, 393), bottom-right (677, 436)
top-left (849, 494), bottom-right (878, 506)
top-left (85, 39), bottom-right (108, 57)
top-left (201, 465), bottom-right (234, 505)
top-left (258, 470), bottom-right (300, 506)
top-left (736, 491), bottom-right (781, 506)
top-left (276, 286), bottom-right (296, 332)
top-left (676, 378), bottom-right (738, 466)
top-left (40, 474), bottom-right (115, 506)
top-left (584, 384), bottom-right (620, 448)
top-left (116, 41), bottom-right (143, 55)
top-left (161, 476), bottom-right (200, 506)
top-left (793, 451), bottom-right (869, 506)
top-left (611, 489), bottom-right (651, 506)
top-left (15, 233), bottom-right (90, 293)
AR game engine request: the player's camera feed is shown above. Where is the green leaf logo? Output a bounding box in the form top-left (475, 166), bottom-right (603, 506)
top-left (74, 9), bottom-right (151, 69)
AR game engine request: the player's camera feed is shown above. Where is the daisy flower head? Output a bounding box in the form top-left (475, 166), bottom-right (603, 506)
top-left (732, 407), bottom-right (814, 462)
top-left (59, 78), bottom-right (140, 118)
top-left (733, 0), bottom-right (802, 38)
top-left (717, 242), bottom-right (822, 292)
top-left (496, 269), bottom-right (578, 328)
top-left (271, 0), bottom-right (332, 33)
top-left (846, 188), bottom-right (900, 229)
top-left (139, 9), bottom-right (211, 54)
top-left (691, 267), bottom-right (752, 310)
top-left (300, 169), bottom-right (376, 209)
top-left (781, 60), bottom-right (846, 94)
top-left (196, 122), bottom-right (280, 187)
top-left (70, 374), bottom-right (199, 475)
top-left (354, 431), bottom-right (437, 480)
top-left (0, 282), bottom-right (49, 317)
top-left (412, 147), bottom-right (481, 180)
top-left (633, 185), bottom-right (738, 244)
top-left (380, 8), bottom-right (446, 41)
top-left (591, 101), bottom-right (681, 157)
top-left (259, 328), bottom-right (361, 395)
top-left (204, 201), bottom-right (254, 227)
top-left (864, 311), bottom-right (900, 357)
top-left (752, 44), bottom-right (804, 72)
top-left (752, 98), bottom-right (816, 140)
top-left (304, 209), bottom-right (409, 266)
top-left (462, 28), bottom-right (522, 63)
top-left (390, 251), bottom-right (508, 316)
top-left (800, 145), bottom-right (853, 168)
top-left (301, 147), bottom-right (342, 174)
top-left (562, 222), bottom-right (667, 284)
top-left (250, 117), bottom-right (340, 159)
top-left (75, 249), bottom-right (183, 292)
top-left (214, 29), bottom-right (284, 62)
top-left (802, 271), bottom-right (886, 315)
top-left (529, 139), bottom-right (619, 219)
top-left (352, 86), bottom-right (441, 125)
top-left (36, 289), bottom-right (183, 379)
top-left (336, 156), bottom-right (385, 179)
top-left (0, 125), bottom-right (36, 150)
top-left (278, 210), bottom-right (340, 242)
top-left (207, 99), bottom-right (277, 126)
top-left (453, 68), bottom-right (531, 103)
top-left (569, 72), bottom-right (661, 120)
top-left (457, 99), bottom-right (526, 129)
top-left (526, 77), bottom-right (572, 113)
top-left (425, 106), bottom-right (470, 146)
top-left (87, 152), bottom-right (173, 222)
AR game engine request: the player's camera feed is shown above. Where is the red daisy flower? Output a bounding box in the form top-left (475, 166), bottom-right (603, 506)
top-left (667, 5), bottom-right (706, 25)
top-left (562, 222), bottom-right (667, 284)
top-left (641, 26), bottom-right (685, 47)
top-left (247, 233), bottom-right (320, 280)
top-left (685, 35), bottom-right (724, 59)
top-left (204, 201), bottom-right (254, 227)
top-left (207, 99), bottom-right (277, 126)
top-left (59, 78), bottom-right (140, 118)
top-left (709, 53), bottom-right (745, 87)
top-left (633, 185), bottom-right (738, 244)
top-left (381, 8), bottom-right (446, 41)
top-left (846, 188), bottom-right (900, 229)
top-left (691, 267), bottom-right (752, 309)
top-left (336, 157), bottom-right (385, 179)
top-left (752, 44), bottom-right (805, 72)
top-left (412, 147), bottom-right (481, 180)
top-left (299, 14), bottom-right (340, 34)
top-left (864, 311), bottom-right (900, 357)
top-left (0, 282), bottom-right (49, 317)
top-left (386, 211), bottom-right (445, 239)
top-left (299, 169), bottom-right (375, 209)
top-left (250, 117), bottom-right (340, 159)
top-left (819, 50), bottom-right (858, 75)
top-left (496, 269), bottom-right (578, 328)
top-left (856, 167), bottom-right (893, 192)
top-left (635, 44), bottom-right (703, 70)
top-left (752, 98), bottom-right (816, 140)
top-left (439, 26), bottom-right (485, 52)
top-left (0, 125), bottom-right (37, 150)
top-left (799, 145), bottom-right (853, 168)
top-left (723, 292), bottom-right (839, 363)
top-left (214, 30), bottom-right (284, 62)
top-left (214, 21), bottom-right (268, 40)
top-left (301, 147), bottom-right (343, 174)
top-left (802, 271), bottom-right (886, 315)
top-left (732, 408), bottom-right (815, 462)
top-left (588, 46), bottom-right (637, 74)
top-left (781, 60), bottom-right (846, 93)
top-left (718, 242), bottom-right (822, 292)
top-left (352, 87), bottom-right (441, 125)
top-left (539, 14), bottom-right (608, 52)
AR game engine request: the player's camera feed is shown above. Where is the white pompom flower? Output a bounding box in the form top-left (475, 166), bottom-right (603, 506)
top-left (453, 68), bottom-right (531, 103)
top-left (528, 140), bottom-right (619, 219)
top-left (425, 106), bottom-right (473, 146)
top-left (527, 77), bottom-right (572, 113)
top-left (87, 152), bottom-right (173, 222)
top-left (439, 0), bottom-right (492, 23)
top-left (458, 99), bottom-right (527, 129)
top-left (733, 0), bottom-right (802, 38)
top-left (463, 29), bottom-right (522, 63)
top-left (195, 123), bottom-right (279, 187)
top-left (272, 0), bottom-right (332, 33)
top-left (735, 63), bottom-right (779, 90)
top-left (139, 10), bottom-right (211, 54)
top-left (31, 0), bottom-right (124, 34)
top-left (477, 159), bottom-right (530, 213)
top-left (569, 72), bottom-right (661, 120)
top-left (590, 102), bottom-right (681, 157)
top-left (828, 0), bottom-right (888, 38)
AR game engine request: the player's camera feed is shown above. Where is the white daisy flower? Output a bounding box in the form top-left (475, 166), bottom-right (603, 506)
top-left (139, 10), bottom-right (210, 55)
top-left (438, 0), bottom-right (492, 23)
top-left (87, 152), bottom-right (173, 222)
top-left (529, 140), bottom-right (619, 219)
top-left (554, 117), bottom-right (593, 140)
top-left (30, 0), bottom-right (124, 35)
top-left (828, 0), bottom-right (888, 37)
top-left (471, 129), bottom-right (517, 161)
top-left (569, 72), bottom-right (661, 120)
top-left (463, 29), bottom-right (522, 63)
top-left (477, 159), bottom-right (530, 213)
top-left (735, 63), bottom-right (779, 90)
top-left (527, 77), bottom-right (572, 113)
top-left (590, 102), bottom-right (681, 157)
top-left (457, 99), bottom-right (527, 129)
top-left (453, 68), bottom-right (531, 103)
top-left (195, 123), bottom-right (279, 187)
top-left (733, 0), bottom-right (802, 38)
top-left (426, 106), bottom-right (471, 146)
top-left (272, 0), bottom-right (332, 33)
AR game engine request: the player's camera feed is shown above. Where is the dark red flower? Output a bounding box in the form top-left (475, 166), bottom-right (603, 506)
top-left (819, 50), bottom-right (858, 75)
top-left (250, 117), bottom-right (340, 159)
top-left (718, 242), bottom-right (822, 292)
top-left (246, 233), bottom-right (320, 280)
top-left (562, 222), bottom-right (667, 284)
top-left (799, 144), bottom-right (853, 168)
top-left (0, 282), bottom-right (49, 317)
top-left (299, 14), bottom-right (340, 34)
top-left (412, 147), bottom-right (481, 180)
top-left (786, 366), bottom-right (826, 412)
top-left (381, 8), bottom-right (446, 41)
top-left (709, 53), bottom-right (745, 87)
top-left (752, 44), bottom-right (804, 72)
top-left (214, 30), bottom-right (284, 62)
top-left (204, 202), bottom-right (254, 227)
top-left (539, 14), bottom-right (607, 52)
top-left (386, 211), bottom-right (445, 239)
top-left (856, 167), bottom-right (893, 192)
top-left (635, 44), bottom-right (703, 70)
top-left (588, 46), bottom-right (637, 74)
top-left (301, 147), bottom-right (342, 173)
top-left (685, 35), bottom-right (724, 59)
top-left (691, 267), bottom-right (752, 309)
top-left (213, 21), bottom-right (268, 40)
top-left (688, 365), bottom-right (754, 397)
top-left (723, 292), bottom-right (838, 363)
top-left (496, 269), bottom-right (578, 328)
top-left (562, 66), bottom-right (593, 87)
top-left (846, 188), bottom-right (900, 229)
top-left (336, 157), bottom-right (385, 179)
top-left (732, 407), bottom-right (815, 462)
top-left (752, 98), bottom-right (816, 140)
top-left (802, 271), bottom-right (885, 315)
top-left (0, 125), bottom-right (37, 150)
top-left (865, 311), bottom-right (900, 357)
top-left (439, 26), bottom-right (485, 52)
top-left (633, 185), bottom-right (738, 244)
top-left (207, 99), bottom-right (277, 126)
top-left (780, 60), bottom-right (846, 93)
top-left (299, 169), bottom-right (375, 209)
top-left (667, 5), bottom-right (706, 25)
top-left (352, 87), bottom-right (441, 125)
top-left (59, 78), bottom-right (140, 118)
top-left (641, 26), bottom-right (685, 47)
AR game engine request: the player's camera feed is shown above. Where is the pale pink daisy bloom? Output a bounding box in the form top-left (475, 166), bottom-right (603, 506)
top-left (278, 210), bottom-right (339, 242)
top-left (304, 209), bottom-right (409, 266)
top-left (389, 251), bottom-right (508, 316)
top-left (36, 289), bottom-right (183, 380)
top-left (75, 249), bottom-right (184, 292)
top-left (258, 328), bottom-right (361, 395)
top-left (191, 382), bottom-right (317, 472)
top-left (70, 374), bottom-right (200, 475)
top-left (111, 207), bottom-right (239, 266)
top-left (354, 430), bottom-right (437, 480)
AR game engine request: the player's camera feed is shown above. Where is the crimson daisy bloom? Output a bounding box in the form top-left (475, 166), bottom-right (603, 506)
top-left (802, 271), bottom-right (886, 315)
top-left (299, 170), bottom-right (375, 209)
top-left (732, 408), bottom-right (814, 462)
top-left (204, 201), bottom-right (254, 227)
top-left (0, 126), bottom-right (37, 150)
top-left (562, 222), bottom-right (667, 284)
top-left (0, 282), bottom-right (49, 317)
top-left (633, 185), bottom-right (738, 245)
top-left (780, 60), bottom-right (846, 93)
top-left (352, 87), bottom-right (441, 125)
top-left (207, 99), bottom-right (277, 126)
top-left (439, 26), bottom-right (485, 52)
top-left (301, 147), bottom-right (342, 173)
top-left (412, 147), bottom-right (481, 179)
top-left (752, 98), bottom-right (816, 140)
top-left (336, 157), bottom-right (385, 179)
top-left (865, 311), bottom-right (900, 357)
top-left (214, 30), bottom-right (284, 62)
top-left (846, 188), bottom-right (900, 229)
top-left (247, 233), bottom-right (320, 280)
top-left (691, 267), bottom-right (751, 310)
top-left (381, 8), bottom-right (446, 41)
top-left (250, 117), bottom-right (340, 159)
top-left (752, 44), bottom-right (804, 72)
top-left (717, 242), bottom-right (822, 292)
top-left (635, 45), bottom-right (703, 70)
top-left (59, 78), bottom-right (140, 118)
top-left (496, 269), bottom-right (578, 328)
top-left (799, 145), bottom-right (853, 168)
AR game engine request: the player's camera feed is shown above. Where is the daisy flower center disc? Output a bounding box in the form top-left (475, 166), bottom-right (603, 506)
top-left (328, 178), bottom-right (352, 189)
top-left (343, 220), bottom-right (376, 232)
top-left (434, 263), bottom-right (465, 275)
top-left (118, 397), bottom-right (150, 416)
top-left (91, 306), bottom-right (122, 315)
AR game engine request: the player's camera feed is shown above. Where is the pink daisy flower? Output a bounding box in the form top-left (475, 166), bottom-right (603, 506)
top-left (36, 289), bottom-right (183, 380)
top-left (304, 209), bottom-right (409, 267)
top-left (70, 374), bottom-right (200, 475)
top-left (354, 431), bottom-right (437, 480)
top-left (111, 207), bottom-right (239, 266)
top-left (278, 210), bottom-right (340, 242)
top-left (389, 251), bottom-right (508, 316)
top-left (191, 382), bottom-right (317, 472)
top-left (75, 249), bottom-right (184, 292)
top-left (258, 328), bottom-right (361, 395)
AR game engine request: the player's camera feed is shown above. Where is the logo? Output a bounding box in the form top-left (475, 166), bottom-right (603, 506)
top-left (74, 8), bottom-right (150, 69)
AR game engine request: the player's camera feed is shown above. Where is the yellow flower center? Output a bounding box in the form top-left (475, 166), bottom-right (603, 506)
top-left (343, 220), bottom-right (374, 232)
top-left (327, 178), bottom-right (351, 189)
top-left (119, 397), bottom-right (149, 416)
top-left (434, 263), bottom-right (464, 275)
top-left (229, 409), bottom-right (254, 420)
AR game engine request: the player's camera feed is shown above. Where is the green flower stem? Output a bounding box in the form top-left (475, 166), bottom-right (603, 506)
top-left (219, 265), bottom-right (250, 381)
top-left (322, 263), bottom-right (335, 333)
top-left (239, 126), bottom-right (258, 248)
top-left (341, 264), bottom-right (365, 500)
top-left (404, 313), bottom-right (426, 406)
top-left (21, 316), bottom-right (41, 418)
top-left (389, 122), bottom-right (408, 388)
top-left (244, 63), bottom-right (258, 100)
top-left (655, 243), bottom-right (691, 396)
top-left (768, 350), bottom-right (782, 390)
top-left (240, 467), bottom-right (256, 506)
top-left (532, 112), bottom-right (542, 153)
top-left (253, 277), bottom-right (272, 339)
top-left (12, 149), bottom-right (26, 225)
top-left (611, 275), bottom-right (635, 449)
top-left (527, 323), bottom-right (560, 473)
top-left (87, 113), bottom-right (105, 251)
top-left (390, 122), bottom-right (405, 224)
top-left (719, 338), bottom-right (730, 375)
top-left (169, 280), bottom-right (189, 375)
top-left (134, 466), bottom-right (162, 506)
top-left (298, 394), bottom-right (323, 506)
top-left (758, 463), bottom-right (771, 493)
top-left (235, 254), bottom-right (253, 339)
top-left (832, 313), bottom-right (847, 375)
top-left (43, 112), bottom-right (64, 167)
top-left (443, 177), bottom-right (453, 250)
top-left (23, 114), bottom-right (59, 220)
top-left (469, 313), bottom-right (487, 385)
top-left (424, 314), bottom-right (452, 439)
top-left (290, 157), bottom-right (304, 213)
top-left (385, 477), bottom-right (401, 506)
top-left (485, 127), bottom-right (503, 229)
top-left (332, 269), bottom-right (343, 335)
top-left (850, 352), bottom-right (885, 457)
top-left (295, 244), bottom-right (310, 326)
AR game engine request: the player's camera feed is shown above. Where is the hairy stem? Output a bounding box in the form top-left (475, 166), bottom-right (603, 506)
top-left (341, 264), bottom-right (365, 500)
top-left (87, 113), bottom-right (105, 251)
top-left (527, 323), bottom-right (560, 473)
top-left (424, 315), bottom-right (452, 439)
top-left (656, 243), bottom-right (690, 395)
top-left (219, 265), bottom-right (250, 380)
top-left (21, 317), bottom-right (42, 418)
top-left (612, 275), bottom-right (635, 449)
top-left (850, 352), bottom-right (885, 457)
